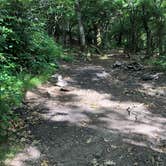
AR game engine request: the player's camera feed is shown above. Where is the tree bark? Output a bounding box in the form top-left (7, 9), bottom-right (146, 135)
top-left (142, 5), bottom-right (152, 58)
top-left (75, 0), bottom-right (86, 48)
top-left (129, 11), bottom-right (137, 53)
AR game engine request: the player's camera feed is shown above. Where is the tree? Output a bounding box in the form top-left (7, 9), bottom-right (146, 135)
top-left (75, 0), bottom-right (86, 48)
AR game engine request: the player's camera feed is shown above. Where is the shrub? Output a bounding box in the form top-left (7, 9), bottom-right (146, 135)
top-left (0, 70), bottom-right (23, 141)
top-left (153, 55), bottom-right (166, 70)
top-left (28, 31), bottom-right (63, 74)
top-left (0, 0), bottom-right (65, 141)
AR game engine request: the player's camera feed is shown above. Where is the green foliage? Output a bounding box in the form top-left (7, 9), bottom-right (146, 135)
top-left (39, 0), bottom-right (166, 58)
top-left (0, 0), bottom-right (165, 144)
top-left (0, 0), bottom-right (31, 57)
top-left (0, 0), bottom-right (66, 141)
top-left (29, 31), bottom-right (62, 74)
top-left (61, 54), bottom-right (74, 62)
top-left (0, 143), bottom-right (22, 163)
top-left (152, 55), bottom-right (166, 70)
top-left (0, 71), bottom-right (23, 141)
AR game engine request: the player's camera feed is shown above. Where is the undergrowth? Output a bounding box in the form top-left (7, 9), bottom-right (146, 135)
top-left (0, 0), bottom-right (73, 144)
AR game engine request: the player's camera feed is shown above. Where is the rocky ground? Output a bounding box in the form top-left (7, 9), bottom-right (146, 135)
top-left (6, 55), bottom-right (166, 166)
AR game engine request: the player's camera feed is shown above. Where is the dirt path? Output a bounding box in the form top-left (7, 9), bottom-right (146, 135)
top-left (8, 56), bottom-right (166, 166)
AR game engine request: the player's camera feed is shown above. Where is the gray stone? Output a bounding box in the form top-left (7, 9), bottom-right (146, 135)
top-left (141, 73), bottom-right (159, 81)
top-left (112, 61), bottom-right (123, 68)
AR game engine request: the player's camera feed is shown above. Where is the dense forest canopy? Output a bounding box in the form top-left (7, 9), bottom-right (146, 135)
top-left (0, 0), bottom-right (166, 143)
top-left (37, 0), bottom-right (166, 56)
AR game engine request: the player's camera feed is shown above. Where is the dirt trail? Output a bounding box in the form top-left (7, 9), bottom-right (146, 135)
top-left (8, 56), bottom-right (166, 166)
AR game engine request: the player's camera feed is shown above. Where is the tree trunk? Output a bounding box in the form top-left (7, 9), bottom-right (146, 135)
top-left (117, 32), bottom-right (122, 47)
top-left (158, 23), bottom-right (164, 56)
top-left (75, 0), bottom-right (86, 48)
top-left (142, 5), bottom-right (152, 58)
top-left (146, 29), bottom-right (152, 56)
top-left (129, 12), bottom-right (137, 53)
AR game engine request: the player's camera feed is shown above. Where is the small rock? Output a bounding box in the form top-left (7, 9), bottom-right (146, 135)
top-left (43, 92), bottom-right (51, 98)
top-left (103, 138), bottom-right (109, 142)
top-left (126, 62), bottom-right (143, 71)
top-left (86, 138), bottom-right (92, 144)
top-left (91, 158), bottom-right (98, 166)
top-left (96, 71), bottom-right (109, 78)
top-left (141, 74), bottom-right (159, 81)
top-left (50, 74), bottom-right (59, 83)
top-left (20, 137), bottom-right (26, 142)
top-left (159, 139), bottom-right (166, 147)
top-left (41, 160), bottom-right (49, 166)
top-left (112, 61), bottom-right (123, 68)
top-left (104, 160), bottom-right (116, 166)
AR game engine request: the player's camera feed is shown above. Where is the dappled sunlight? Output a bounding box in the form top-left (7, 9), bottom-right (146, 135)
top-left (76, 65), bottom-right (104, 72)
top-left (20, 58), bottom-right (166, 165)
top-left (123, 137), bottom-right (166, 153)
top-left (26, 82), bottom-right (166, 152)
top-left (6, 146), bottom-right (40, 166)
top-left (2, 0), bottom-right (166, 164)
top-left (138, 82), bottom-right (166, 99)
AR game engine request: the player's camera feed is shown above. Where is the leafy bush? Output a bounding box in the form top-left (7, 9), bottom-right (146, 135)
top-left (28, 31), bottom-right (63, 74)
top-left (0, 70), bottom-right (23, 140)
top-left (153, 55), bottom-right (166, 70)
top-left (0, 0), bottom-right (65, 141)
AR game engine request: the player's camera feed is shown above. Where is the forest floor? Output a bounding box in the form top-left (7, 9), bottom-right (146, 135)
top-left (6, 54), bottom-right (166, 166)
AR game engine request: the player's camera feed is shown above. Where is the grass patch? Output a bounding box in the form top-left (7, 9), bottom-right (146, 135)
top-left (22, 73), bottom-right (52, 91)
top-left (0, 72), bottom-right (52, 163)
top-left (0, 142), bottom-right (23, 165)
top-left (58, 50), bottom-right (74, 62)
top-left (0, 50), bottom-right (73, 164)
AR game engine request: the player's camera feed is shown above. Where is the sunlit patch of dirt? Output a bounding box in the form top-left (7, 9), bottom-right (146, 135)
top-left (12, 57), bottom-right (166, 165)
top-left (25, 80), bottom-right (166, 152)
top-left (138, 82), bottom-right (166, 99)
top-left (6, 146), bottom-right (40, 166)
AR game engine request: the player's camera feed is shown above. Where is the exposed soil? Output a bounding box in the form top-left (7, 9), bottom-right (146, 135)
top-left (7, 55), bottom-right (166, 166)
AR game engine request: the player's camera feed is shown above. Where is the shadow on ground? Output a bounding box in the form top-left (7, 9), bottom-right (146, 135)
top-left (8, 57), bottom-right (166, 166)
